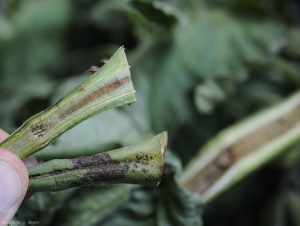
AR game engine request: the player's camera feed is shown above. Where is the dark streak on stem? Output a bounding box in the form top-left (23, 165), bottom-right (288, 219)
top-left (185, 104), bottom-right (300, 194)
top-left (71, 153), bottom-right (117, 168)
top-left (29, 75), bottom-right (131, 138)
top-left (83, 164), bottom-right (129, 182)
top-left (28, 132), bottom-right (168, 191)
top-left (71, 153), bottom-right (129, 182)
top-left (59, 75), bottom-right (131, 119)
top-left (29, 153), bottom-right (130, 184)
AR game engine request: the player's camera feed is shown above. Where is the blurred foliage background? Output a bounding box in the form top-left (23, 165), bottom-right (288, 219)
top-left (1, 0), bottom-right (300, 225)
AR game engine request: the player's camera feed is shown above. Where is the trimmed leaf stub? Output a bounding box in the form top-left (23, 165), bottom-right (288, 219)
top-left (0, 47), bottom-right (136, 159)
top-left (28, 132), bottom-right (168, 192)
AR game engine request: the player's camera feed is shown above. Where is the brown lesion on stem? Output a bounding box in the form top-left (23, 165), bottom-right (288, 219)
top-left (71, 153), bottom-right (129, 182)
top-left (217, 148), bottom-right (235, 169)
top-left (31, 123), bottom-right (48, 138)
top-left (28, 132), bottom-right (168, 191)
top-left (71, 153), bottom-right (117, 167)
top-left (82, 164), bottom-right (129, 182)
top-left (185, 103), bottom-right (300, 194)
top-left (59, 75), bottom-right (131, 119)
top-left (34, 74), bottom-right (132, 130)
top-left (29, 153), bottom-right (130, 187)
top-left (26, 72), bottom-right (132, 143)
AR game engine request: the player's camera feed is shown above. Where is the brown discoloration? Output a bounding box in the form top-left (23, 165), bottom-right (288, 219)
top-left (30, 153), bottom-right (129, 184)
top-left (186, 103), bottom-right (300, 194)
top-left (144, 155), bottom-right (149, 161)
top-left (29, 133), bottom-right (169, 189)
top-left (226, 104), bottom-right (300, 162)
top-left (59, 75), bottom-right (131, 119)
top-left (135, 154), bottom-right (150, 165)
top-left (83, 164), bottom-right (129, 182)
top-left (141, 168), bottom-right (148, 173)
top-left (135, 155), bottom-right (142, 163)
top-left (70, 153), bottom-right (129, 182)
top-left (30, 97), bottom-right (65, 140)
top-left (31, 123), bottom-right (47, 138)
top-left (217, 148), bottom-right (235, 168)
top-left (71, 153), bottom-right (115, 168)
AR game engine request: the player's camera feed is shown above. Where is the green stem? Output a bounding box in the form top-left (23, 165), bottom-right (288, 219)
top-left (181, 90), bottom-right (300, 204)
top-left (0, 46), bottom-right (136, 159)
top-left (28, 132), bottom-right (168, 192)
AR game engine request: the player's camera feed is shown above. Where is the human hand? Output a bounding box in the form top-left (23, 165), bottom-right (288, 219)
top-left (0, 129), bottom-right (37, 225)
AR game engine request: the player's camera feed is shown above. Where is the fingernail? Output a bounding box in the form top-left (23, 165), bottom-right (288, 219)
top-left (0, 161), bottom-right (21, 213)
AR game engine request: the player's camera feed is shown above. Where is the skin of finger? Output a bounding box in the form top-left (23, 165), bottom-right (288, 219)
top-left (23, 156), bottom-right (38, 199)
top-left (0, 129), bottom-right (38, 218)
top-left (0, 129), bottom-right (9, 142)
top-left (0, 128), bottom-right (38, 167)
top-left (0, 148), bottom-right (29, 224)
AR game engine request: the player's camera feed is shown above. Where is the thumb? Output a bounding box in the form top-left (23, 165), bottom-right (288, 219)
top-left (0, 148), bottom-right (28, 225)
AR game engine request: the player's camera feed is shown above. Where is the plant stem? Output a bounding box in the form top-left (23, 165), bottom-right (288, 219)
top-left (28, 132), bottom-right (168, 192)
top-left (0, 46), bottom-right (136, 159)
top-left (181, 90), bottom-right (300, 204)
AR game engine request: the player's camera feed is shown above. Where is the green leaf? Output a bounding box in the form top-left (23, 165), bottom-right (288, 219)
top-left (100, 188), bottom-right (156, 226)
top-left (147, 46), bottom-right (196, 131)
top-left (0, 0), bottom-right (72, 129)
top-left (90, 0), bottom-right (185, 40)
top-left (53, 185), bottom-right (136, 226)
top-left (194, 71), bottom-right (247, 114)
top-left (19, 189), bottom-right (78, 226)
top-left (123, 65), bottom-right (152, 134)
top-left (156, 152), bottom-right (202, 226)
top-left (11, 0), bottom-right (71, 34)
top-left (0, 75), bottom-right (57, 130)
top-left (283, 28), bottom-right (300, 59)
top-left (176, 6), bottom-right (286, 78)
top-left (0, 15), bottom-right (15, 49)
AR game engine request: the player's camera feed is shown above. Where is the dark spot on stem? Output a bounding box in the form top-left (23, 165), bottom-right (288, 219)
top-left (141, 168), bottom-right (148, 173)
top-left (135, 155), bottom-right (142, 164)
top-left (135, 154), bottom-right (151, 165)
top-left (217, 147), bottom-right (235, 168)
top-left (31, 123), bottom-right (47, 138)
